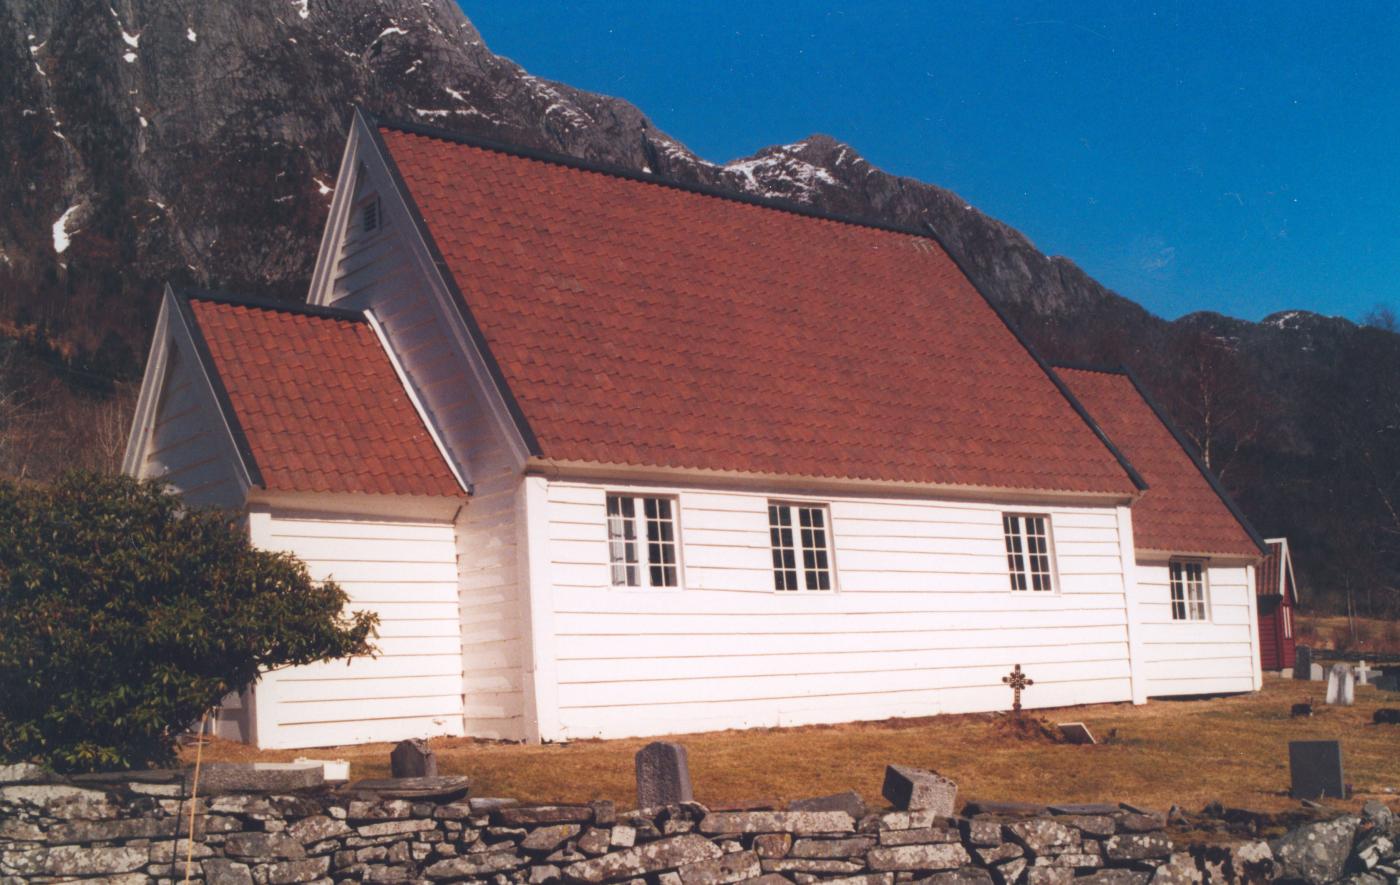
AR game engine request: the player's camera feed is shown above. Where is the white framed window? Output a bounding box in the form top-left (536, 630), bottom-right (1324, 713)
top-left (1003, 513), bottom-right (1056, 592)
top-left (1169, 559), bottom-right (1209, 621)
top-left (768, 502), bottom-right (833, 592)
top-left (607, 494), bottom-right (678, 589)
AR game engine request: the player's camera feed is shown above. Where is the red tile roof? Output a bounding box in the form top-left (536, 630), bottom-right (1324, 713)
top-left (184, 295), bottom-right (461, 498)
top-left (1057, 366), bottom-right (1260, 557)
top-left (375, 123), bottom-right (1140, 496)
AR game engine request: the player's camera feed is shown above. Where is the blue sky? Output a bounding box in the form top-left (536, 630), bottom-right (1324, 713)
top-left (461, 2), bottom-right (1400, 323)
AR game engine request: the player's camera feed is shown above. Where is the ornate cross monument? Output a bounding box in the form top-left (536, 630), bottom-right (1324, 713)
top-left (1002, 664), bottom-right (1034, 714)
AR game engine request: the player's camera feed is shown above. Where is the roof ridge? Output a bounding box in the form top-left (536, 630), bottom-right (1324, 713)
top-left (369, 111), bottom-right (946, 243)
top-left (180, 289), bottom-right (366, 323)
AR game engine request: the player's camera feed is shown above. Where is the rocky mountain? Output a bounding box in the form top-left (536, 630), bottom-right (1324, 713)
top-left (1, 0), bottom-right (1396, 615)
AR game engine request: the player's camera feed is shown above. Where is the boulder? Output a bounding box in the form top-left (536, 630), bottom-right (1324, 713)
top-left (1270, 815), bottom-right (1359, 884)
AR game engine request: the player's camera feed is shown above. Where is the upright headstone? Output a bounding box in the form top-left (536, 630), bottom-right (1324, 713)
top-left (1310, 662), bottom-right (1325, 681)
top-left (390, 739), bottom-right (437, 778)
top-left (635, 742), bottom-right (693, 809)
top-left (1293, 646), bottom-right (1312, 681)
top-left (881, 764), bottom-right (957, 814)
top-left (1289, 741), bottom-right (1345, 800)
top-left (1325, 664), bottom-right (1355, 706)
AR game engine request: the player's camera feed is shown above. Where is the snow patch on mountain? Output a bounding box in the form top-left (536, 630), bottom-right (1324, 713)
top-left (52, 205), bottom-right (80, 254)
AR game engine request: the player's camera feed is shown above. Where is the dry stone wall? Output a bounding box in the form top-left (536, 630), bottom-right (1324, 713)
top-left (0, 770), bottom-right (1395, 885)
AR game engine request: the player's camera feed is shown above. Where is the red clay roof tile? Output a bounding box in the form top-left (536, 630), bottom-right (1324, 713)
top-left (1057, 366), bottom-right (1259, 557)
top-left (377, 125), bottom-right (1138, 496)
top-left (186, 297), bottom-right (461, 498)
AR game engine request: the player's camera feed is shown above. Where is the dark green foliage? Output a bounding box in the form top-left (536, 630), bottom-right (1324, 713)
top-left (0, 473), bottom-right (377, 772)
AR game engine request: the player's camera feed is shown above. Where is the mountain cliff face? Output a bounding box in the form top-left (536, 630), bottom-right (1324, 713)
top-left (1, 0), bottom-right (1396, 613)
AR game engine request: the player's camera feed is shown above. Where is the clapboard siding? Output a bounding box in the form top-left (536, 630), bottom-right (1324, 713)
top-left (544, 481), bottom-right (1134, 739)
top-left (139, 343), bottom-right (246, 509)
top-left (1137, 559), bottom-right (1257, 697)
top-left (321, 156), bottom-right (529, 741)
top-left (254, 513), bottom-right (465, 749)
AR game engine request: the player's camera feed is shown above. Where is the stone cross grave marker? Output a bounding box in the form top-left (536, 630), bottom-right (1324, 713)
top-left (1289, 740), bottom-right (1345, 800)
top-left (390, 739), bottom-right (437, 779)
top-left (1292, 645), bottom-right (1312, 681)
top-left (1002, 664), bottom-right (1033, 714)
top-left (1325, 664), bottom-right (1355, 706)
top-left (635, 741), bottom-right (693, 809)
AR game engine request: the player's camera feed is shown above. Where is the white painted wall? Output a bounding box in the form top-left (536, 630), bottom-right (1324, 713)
top-left (248, 509), bottom-right (466, 749)
top-left (538, 479), bottom-right (1137, 740)
top-left (128, 320), bottom-right (247, 510)
top-left (1136, 557), bottom-right (1258, 698)
top-left (309, 132), bottom-right (531, 741)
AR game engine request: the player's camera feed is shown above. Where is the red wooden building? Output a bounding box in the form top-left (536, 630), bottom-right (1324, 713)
top-left (1256, 538), bottom-right (1299, 671)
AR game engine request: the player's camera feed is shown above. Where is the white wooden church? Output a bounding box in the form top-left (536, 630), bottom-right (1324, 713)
top-left (123, 110), bottom-right (1267, 749)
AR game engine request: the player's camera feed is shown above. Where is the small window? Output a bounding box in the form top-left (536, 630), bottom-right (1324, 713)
top-left (607, 494), bottom-right (678, 589)
top-left (1169, 560), bottom-right (1209, 621)
top-left (768, 502), bottom-right (833, 591)
top-left (1003, 514), bottom-right (1056, 592)
top-left (1282, 604), bottom-right (1292, 639)
top-left (361, 198), bottom-right (380, 233)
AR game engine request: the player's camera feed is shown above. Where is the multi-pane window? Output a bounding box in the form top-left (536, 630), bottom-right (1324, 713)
top-left (1003, 514), bottom-right (1056, 592)
top-left (1169, 560), bottom-right (1208, 621)
top-left (768, 503), bottom-right (833, 591)
top-left (607, 495), bottom-right (678, 589)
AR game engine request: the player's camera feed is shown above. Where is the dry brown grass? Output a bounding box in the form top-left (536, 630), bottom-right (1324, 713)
top-left (187, 677), bottom-right (1399, 814)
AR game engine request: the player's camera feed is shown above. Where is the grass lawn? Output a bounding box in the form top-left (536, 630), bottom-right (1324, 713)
top-left (189, 676), bottom-right (1399, 814)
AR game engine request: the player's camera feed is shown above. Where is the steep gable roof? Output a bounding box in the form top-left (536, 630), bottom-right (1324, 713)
top-left (179, 293), bottom-right (462, 498)
top-left (369, 119), bottom-right (1142, 497)
top-left (1056, 365), bottom-right (1263, 557)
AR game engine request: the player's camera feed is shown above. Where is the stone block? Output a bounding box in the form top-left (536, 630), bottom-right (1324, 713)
top-left (635, 742), bottom-right (694, 809)
top-left (753, 832), bottom-right (791, 858)
top-left (498, 805), bottom-right (594, 827)
top-left (867, 842), bottom-right (972, 872)
top-left (389, 739), bottom-right (437, 779)
top-left (788, 789), bottom-right (867, 819)
top-left (521, 823), bottom-right (582, 853)
top-left (878, 826), bottom-right (961, 846)
top-left (1103, 833), bottom-right (1173, 861)
top-left (881, 765), bottom-right (957, 814)
top-left (676, 849), bottom-right (761, 884)
top-left (697, 810), bottom-right (854, 835)
top-left (203, 858), bottom-right (255, 885)
top-left (425, 851), bottom-right (523, 879)
top-left (561, 833), bottom-right (721, 884)
top-left (789, 836), bottom-right (875, 857)
top-left (198, 762), bottom-right (324, 794)
top-left (960, 817), bottom-right (1004, 847)
top-left (1005, 818), bottom-right (1079, 856)
top-left (43, 845), bottom-right (148, 876)
top-left (915, 868), bottom-right (995, 885)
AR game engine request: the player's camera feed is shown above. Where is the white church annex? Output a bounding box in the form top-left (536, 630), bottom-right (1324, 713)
top-left (123, 110), bottom-right (1267, 749)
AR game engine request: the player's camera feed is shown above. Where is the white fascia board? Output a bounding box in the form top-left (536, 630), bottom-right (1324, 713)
top-left (363, 307), bottom-right (471, 494)
top-left (121, 288), bottom-right (176, 476)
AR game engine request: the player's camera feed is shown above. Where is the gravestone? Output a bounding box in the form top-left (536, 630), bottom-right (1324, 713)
top-left (1293, 646), bottom-right (1312, 681)
top-left (1289, 740), bottom-right (1345, 800)
top-left (1325, 664), bottom-right (1355, 706)
top-left (1374, 709), bottom-right (1400, 725)
top-left (1310, 662), bottom-right (1325, 681)
top-left (1057, 722), bottom-right (1096, 745)
top-left (881, 764), bottom-right (957, 814)
top-left (1375, 672), bottom-right (1400, 693)
top-left (635, 742), bottom-right (693, 808)
top-left (1356, 660), bottom-right (1370, 686)
top-left (390, 739), bottom-right (437, 778)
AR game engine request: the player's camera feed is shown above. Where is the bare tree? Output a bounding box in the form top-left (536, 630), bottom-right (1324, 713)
top-left (1363, 303), bottom-right (1399, 333)
top-left (1161, 329), bottom-right (1266, 484)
